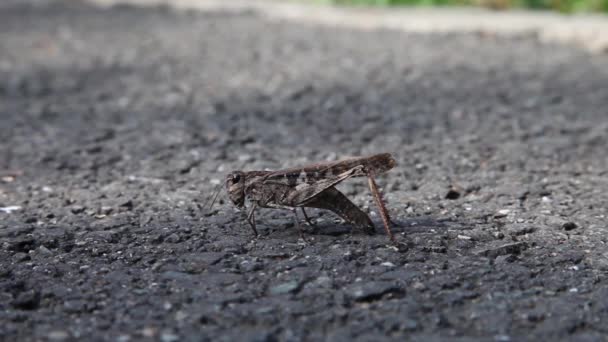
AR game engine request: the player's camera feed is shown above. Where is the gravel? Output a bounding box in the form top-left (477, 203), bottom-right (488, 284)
top-left (1, 1), bottom-right (608, 340)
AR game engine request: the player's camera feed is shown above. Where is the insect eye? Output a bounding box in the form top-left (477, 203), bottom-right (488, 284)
top-left (232, 174), bottom-right (241, 183)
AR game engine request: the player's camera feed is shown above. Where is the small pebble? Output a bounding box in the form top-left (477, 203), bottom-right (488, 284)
top-left (48, 330), bottom-right (69, 341)
top-left (141, 327), bottom-right (156, 338)
top-left (100, 206), bottom-right (113, 215)
top-left (165, 233), bottom-right (181, 243)
top-left (269, 281), bottom-right (300, 295)
top-left (71, 206), bottom-right (85, 214)
top-left (0, 206), bottom-right (21, 214)
top-left (238, 154), bottom-right (253, 162)
top-left (160, 332), bottom-right (179, 342)
top-left (38, 245), bottom-right (52, 255)
top-left (495, 209), bottom-right (510, 218)
top-left (117, 335), bottom-right (131, 342)
top-left (1, 175), bottom-right (15, 182)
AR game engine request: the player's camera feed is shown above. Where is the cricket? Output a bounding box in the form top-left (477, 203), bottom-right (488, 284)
top-left (224, 153), bottom-right (397, 242)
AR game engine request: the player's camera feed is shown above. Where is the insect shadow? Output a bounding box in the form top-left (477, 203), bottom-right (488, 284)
top-left (281, 213), bottom-right (460, 238)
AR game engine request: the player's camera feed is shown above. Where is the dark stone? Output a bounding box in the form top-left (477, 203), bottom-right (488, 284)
top-left (269, 281), bottom-right (301, 295)
top-left (476, 242), bottom-right (528, 258)
top-left (0, 267), bottom-right (12, 278)
top-left (345, 281), bottom-right (405, 302)
top-left (0, 227), bottom-right (34, 238)
top-left (445, 188), bottom-right (461, 200)
top-left (120, 200), bottom-right (134, 210)
top-left (8, 237), bottom-right (37, 252)
top-left (165, 233), bottom-right (181, 243)
top-left (11, 290), bottom-right (40, 310)
top-left (63, 300), bottom-right (88, 314)
top-left (562, 222), bottom-right (578, 231)
top-left (71, 206), bottom-right (86, 214)
top-left (12, 252), bottom-right (31, 262)
top-left (495, 254), bottom-right (517, 263)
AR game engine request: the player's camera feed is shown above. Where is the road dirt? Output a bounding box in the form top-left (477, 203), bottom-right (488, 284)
top-left (1, 1), bottom-right (608, 341)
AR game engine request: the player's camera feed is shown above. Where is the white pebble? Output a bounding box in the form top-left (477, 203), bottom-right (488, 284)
top-left (0, 206), bottom-right (21, 214)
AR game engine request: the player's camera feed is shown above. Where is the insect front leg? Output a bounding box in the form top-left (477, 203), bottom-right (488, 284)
top-left (291, 208), bottom-right (308, 241)
top-left (259, 202), bottom-right (311, 240)
top-left (301, 208), bottom-right (316, 228)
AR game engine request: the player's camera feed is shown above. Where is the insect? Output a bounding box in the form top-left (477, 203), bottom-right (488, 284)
top-left (225, 153), bottom-right (397, 242)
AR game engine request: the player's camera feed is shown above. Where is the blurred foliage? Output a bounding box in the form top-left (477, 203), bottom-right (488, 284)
top-left (318, 0), bottom-right (608, 12)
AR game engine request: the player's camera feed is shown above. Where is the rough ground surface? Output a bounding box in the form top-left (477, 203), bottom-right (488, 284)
top-left (1, 1), bottom-right (608, 341)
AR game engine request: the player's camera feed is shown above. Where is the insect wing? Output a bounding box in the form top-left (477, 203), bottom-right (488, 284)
top-left (261, 153), bottom-right (395, 186)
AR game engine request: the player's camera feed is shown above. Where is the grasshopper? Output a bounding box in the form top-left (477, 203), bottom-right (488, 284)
top-left (225, 153), bottom-right (397, 241)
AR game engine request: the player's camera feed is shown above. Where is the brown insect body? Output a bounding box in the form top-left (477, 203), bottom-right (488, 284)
top-left (225, 153), bottom-right (396, 241)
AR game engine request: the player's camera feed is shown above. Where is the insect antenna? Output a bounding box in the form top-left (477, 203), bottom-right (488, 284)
top-left (203, 183), bottom-right (222, 213)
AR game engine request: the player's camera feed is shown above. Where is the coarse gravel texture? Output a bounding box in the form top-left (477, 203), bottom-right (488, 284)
top-left (1, 1), bottom-right (608, 341)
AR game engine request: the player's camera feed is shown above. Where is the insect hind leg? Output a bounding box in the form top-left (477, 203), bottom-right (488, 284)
top-left (367, 175), bottom-right (395, 242)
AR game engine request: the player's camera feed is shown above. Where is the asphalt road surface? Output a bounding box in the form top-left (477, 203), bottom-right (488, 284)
top-left (1, 1), bottom-right (608, 341)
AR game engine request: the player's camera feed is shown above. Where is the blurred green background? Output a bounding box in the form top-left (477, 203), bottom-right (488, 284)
top-left (316, 0), bottom-right (608, 13)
